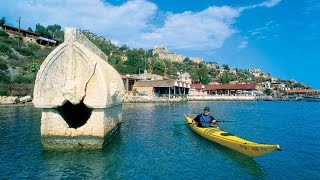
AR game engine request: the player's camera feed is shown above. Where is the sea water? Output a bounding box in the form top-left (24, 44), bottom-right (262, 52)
top-left (0, 101), bottom-right (319, 179)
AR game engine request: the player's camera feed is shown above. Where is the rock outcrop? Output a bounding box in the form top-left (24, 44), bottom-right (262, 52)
top-left (0, 96), bottom-right (18, 104)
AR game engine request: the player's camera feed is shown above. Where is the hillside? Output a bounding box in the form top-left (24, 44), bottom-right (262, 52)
top-left (0, 27), bottom-right (54, 96)
top-left (0, 26), bottom-right (309, 97)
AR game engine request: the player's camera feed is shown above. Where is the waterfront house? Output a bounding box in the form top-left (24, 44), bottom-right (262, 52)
top-left (249, 68), bottom-right (262, 77)
top-left (264, 81), bottom-right (271, 89)
top-left (177, 72), bottom-right (192, 84)
top-left (132, 80), bottom-right (190, 97)
top-left (121, 72), bottom-right (168, 95)
top-left (189, 83), bottom-right (257, 96)
top-left (206, 84), bottom-right (257, 96)
top-left (37, 36), bottom-right (57, 47)
top-left (121, 74), bottom-right (143, 95)
top-left (189, 84), bottom-right (207, 96)
top-left (3, 24), bottom-right (57, 47)
top-left (285, 89), bottom-right (320, 96)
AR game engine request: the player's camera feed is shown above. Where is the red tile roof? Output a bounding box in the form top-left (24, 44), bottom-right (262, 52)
top-left (206, 84), bottom-right (256, 90)
top-left (191, 84), bottom-right (256, 90)
top-left (133, 80), bottom-right (190, 88)
top-left (190, 84), bottom-right (204, 89)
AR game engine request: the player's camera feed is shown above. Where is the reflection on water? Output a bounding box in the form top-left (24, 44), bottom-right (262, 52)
top-left (208, 141), bottom-right (265, 177)
top-left (40, 134), bottom-right (124, 179)
top-left (173, 124), bottom-right (265, 177)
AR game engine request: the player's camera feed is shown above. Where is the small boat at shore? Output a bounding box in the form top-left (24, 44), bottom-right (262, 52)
top-left (303, 96), bottom-right (320, 102)
top-left (184, 115), bottom-right (281, 157)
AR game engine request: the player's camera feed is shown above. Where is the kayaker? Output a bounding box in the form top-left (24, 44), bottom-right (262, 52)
top-left (192, 107), bottom-right (217, 127)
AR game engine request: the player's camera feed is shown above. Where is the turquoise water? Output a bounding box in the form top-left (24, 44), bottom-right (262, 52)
top-left (0, 102), bottom-right (319, 179)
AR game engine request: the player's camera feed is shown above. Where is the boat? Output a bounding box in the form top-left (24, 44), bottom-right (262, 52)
top-left (184, 115), bottom-right (280, 157)
top-left (303, 96), bottom-right (320, 102)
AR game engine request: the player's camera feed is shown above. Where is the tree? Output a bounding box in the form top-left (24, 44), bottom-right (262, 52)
top-left (190, 69), bottom-right (199, 82)
top-left (125, 48), bottom-right (146, 74)
top-left (108, 55), bottom-right (122, 66)
top-left (0, 17), bottom-right (5, 27)
top-left (220, 72), bottom-right (231, 84)
top-left (200, 75), bottom-right (211, 85)
top-left (119, 44), bottom-right (129, 51)
top-left (35, 23), bottom-right (49, 37)
top-left (166, 63), bottom-right (178, 78)
top-left (264, 88), bottom-right (272, 96)
top-left (46, 24), bottom-right (62, 40)
top-left (27, 27), bottom-right (33, 32)
top-left (152, 60), bottom-right (165, 76)
top-left (197, 65), bottom-right (208, 77)
top-left (183, 57), bottom-right (190, 64)
top-left (208, 68), bottom-right (218, 78)
top-left (222, 64), bottom-right (230, 70)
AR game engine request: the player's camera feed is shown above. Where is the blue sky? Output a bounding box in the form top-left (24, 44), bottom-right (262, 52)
top-left (1, 0), bottom-right (319, 88)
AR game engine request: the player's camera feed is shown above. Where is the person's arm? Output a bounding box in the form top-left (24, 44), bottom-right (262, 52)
top-left (211, 116), bottom-right (218, 124)
top-left (193, 114), bottom-right (200, 124)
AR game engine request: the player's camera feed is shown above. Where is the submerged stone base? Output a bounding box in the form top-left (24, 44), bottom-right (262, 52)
top-left (41, 104), bottom-right (122, 149)
top-left (42, 126), bottom-right (120, 149)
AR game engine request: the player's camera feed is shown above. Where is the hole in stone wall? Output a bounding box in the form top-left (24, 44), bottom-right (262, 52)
top-left (57, 101), bottom-right (92, 129)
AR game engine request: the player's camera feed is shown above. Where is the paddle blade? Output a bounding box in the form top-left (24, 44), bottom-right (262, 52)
top-left (173, 120), bottom-right (186, 125)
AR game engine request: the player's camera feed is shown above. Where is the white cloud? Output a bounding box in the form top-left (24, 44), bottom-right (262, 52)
top-left (139, 6), bottom-right (240, 50)
top-left (239, 0), bottom-right (282, 11)
top-left (0, 0), bottom-right (281, 52)
top-left (2, 0), bottom-right (157, 40)
top-left (261, 0), bottom-right (282, 8)
top-left (236, 40), bottom-right (248, 51)
top-left (248, 20), bottom-right (279, 39)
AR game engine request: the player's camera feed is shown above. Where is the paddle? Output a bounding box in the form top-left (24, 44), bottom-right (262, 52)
top-left (173, 120), bottom-right (236, 125)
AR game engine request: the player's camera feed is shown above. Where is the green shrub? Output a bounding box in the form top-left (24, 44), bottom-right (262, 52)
top-left (8, 52), bottom-right (19, 60)
top-left (2, 37), bottom-right (18, 46)
top-left (0, 58), bottom-right (8, 70)
top-left (12, 74), bottom-right (34, 84)
top-left (0, 42), bottom-right (10, 53)
top-left (15, 47), bottom-right (34, 56)
top-left (0, 30), bottom-right (8, 38)
top-left (27, 43), bottom-right (41, 52)
top-left (28, 62), bottom-right (40, 73)
top-left (0, 72), bottom-right (11, 83)
top-left (0, 88), bottom-right (10, 96)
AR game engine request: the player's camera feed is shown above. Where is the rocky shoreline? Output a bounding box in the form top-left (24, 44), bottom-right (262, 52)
top-left (0, 95), bottom-right (258, 106)
top-left (122, 95), bottom-right (257, 103)
top-left (4, 95), bottom-right (298, 105)
top-left (0, 95), bottom-right (32, 105)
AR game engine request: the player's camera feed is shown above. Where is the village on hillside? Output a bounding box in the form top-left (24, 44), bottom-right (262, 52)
top-left (0, 22), bottom-right (318, 104)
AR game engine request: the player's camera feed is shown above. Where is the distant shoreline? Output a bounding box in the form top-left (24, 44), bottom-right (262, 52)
top-left (0, 102), bottom-right (33, 107)
top-left (0, 95), bottom-right (305, 106)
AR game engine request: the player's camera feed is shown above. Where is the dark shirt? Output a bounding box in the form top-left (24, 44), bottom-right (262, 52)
top-left (193, 114), bottom-right (215, 127)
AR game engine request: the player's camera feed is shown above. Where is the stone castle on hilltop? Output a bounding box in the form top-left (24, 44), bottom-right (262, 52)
top-left (152, 46), bottom-right (203, 63)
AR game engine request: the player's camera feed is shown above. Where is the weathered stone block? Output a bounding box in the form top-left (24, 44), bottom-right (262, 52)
top-left (33, 27), bottom-right (124, 149)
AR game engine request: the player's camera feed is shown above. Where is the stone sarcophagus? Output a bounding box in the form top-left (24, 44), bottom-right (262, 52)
top-left (33, 27), bottom-right (125, 149)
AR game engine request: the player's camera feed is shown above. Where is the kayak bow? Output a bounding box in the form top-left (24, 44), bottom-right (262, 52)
top-left (184, 115), bottom-right (280, 157)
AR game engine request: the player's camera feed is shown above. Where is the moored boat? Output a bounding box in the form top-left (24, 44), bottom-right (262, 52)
top-left (303, 96), bottom-right (320, 102)
top-left (184, 115), bottom-right (280, 157)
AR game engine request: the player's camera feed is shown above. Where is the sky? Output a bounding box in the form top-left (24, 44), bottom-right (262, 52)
top-left (1, 0), bottom-right (319, 88)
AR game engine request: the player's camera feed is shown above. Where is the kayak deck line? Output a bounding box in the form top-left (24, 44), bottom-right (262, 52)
top-left (193, 126), bottom-right (273, 147)
top-left (184, 114), bottom-right (281, 157)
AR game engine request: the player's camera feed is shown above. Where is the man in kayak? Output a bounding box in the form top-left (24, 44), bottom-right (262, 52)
top-left (192, 107), bottom-right (218, 127)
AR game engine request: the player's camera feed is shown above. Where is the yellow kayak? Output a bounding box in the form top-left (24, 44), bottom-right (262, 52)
top-left (185, 115), bottom-right (280, 157)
